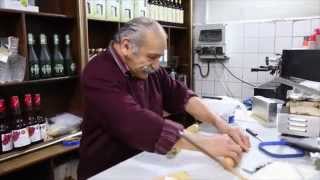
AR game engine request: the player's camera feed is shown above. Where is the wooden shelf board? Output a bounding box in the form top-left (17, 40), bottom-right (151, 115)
top-left (0, 144), bottom-right (78, 176)
top-left (0, 8), bottom-right (74, 19)
top-left (25, 12), bottom-right (74, 19)
top-left (87, 17), bottom-right (187, 29)
top-left (0, 76), bottom-right (78, 87)
top-left (159, 22), bottom-right (187, 30)
top-left (87, 17), bottom-right (119, 23)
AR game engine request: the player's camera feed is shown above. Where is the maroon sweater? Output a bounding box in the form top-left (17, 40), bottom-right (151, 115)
top-left (78, 47), bottom-right (195, 179)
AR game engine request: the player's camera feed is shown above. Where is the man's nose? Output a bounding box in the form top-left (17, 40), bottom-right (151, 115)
top-left (151, 60), bottom-right (160, 70)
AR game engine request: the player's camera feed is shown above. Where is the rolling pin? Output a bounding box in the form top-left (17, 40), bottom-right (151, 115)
top-left (185, 124), bottom-right (235, 169)
top-left (184, 124), bottom-right (247, 180)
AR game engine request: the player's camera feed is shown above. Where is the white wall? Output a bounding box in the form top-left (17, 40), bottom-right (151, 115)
top-left (193, 0), bottom-right (320, 100)
top-left (206, 0), bottom-right (320, 23)
top-left (193, 0), bottom-right (206, 25)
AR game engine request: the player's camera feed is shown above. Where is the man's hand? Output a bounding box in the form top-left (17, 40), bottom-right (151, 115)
top-left (174, 133), bottom-right (243, 165)
top-left (223, 127), bottom-right (251, 152)
top-left (184, 96), bottom-right (251, 152)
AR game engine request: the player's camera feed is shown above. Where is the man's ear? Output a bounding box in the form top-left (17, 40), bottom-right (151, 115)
top-left (120, 38), bottom-right (131, 57)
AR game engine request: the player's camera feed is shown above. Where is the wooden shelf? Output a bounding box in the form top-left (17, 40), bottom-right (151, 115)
top-left (25, 12), bottom-right (74, 19)
top-left (87, 17), bottom-right (119, 23)
top-left (0, 76), bottom-right (78, 87)
top-left (87, 17), bottom-right (187, 30)
top-left (159, 22), bottom-right (187, 30)
top-left (0, 8), bottom-right (73, 19)
top-left (0, 144), bottom-right (78, 176)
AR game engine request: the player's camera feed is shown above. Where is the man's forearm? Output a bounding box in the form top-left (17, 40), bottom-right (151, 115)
top-left (185, 96), bottom-right (229, 133)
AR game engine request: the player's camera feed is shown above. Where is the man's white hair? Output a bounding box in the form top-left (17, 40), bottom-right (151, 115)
top-left (113, 17), bottom-right (167, 54)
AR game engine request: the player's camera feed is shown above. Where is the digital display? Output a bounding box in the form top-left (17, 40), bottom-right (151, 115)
top-left (199, 29), bottom-right (222, 42)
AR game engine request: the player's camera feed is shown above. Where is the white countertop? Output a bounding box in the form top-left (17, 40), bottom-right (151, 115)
top-left (89, 110), bottom-right (320, 180)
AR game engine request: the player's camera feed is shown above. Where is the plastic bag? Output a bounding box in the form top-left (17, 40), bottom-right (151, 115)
top-left (47, 113), bottom-right (83, 137)
top-left (8, 54), bottom-right (26, 82)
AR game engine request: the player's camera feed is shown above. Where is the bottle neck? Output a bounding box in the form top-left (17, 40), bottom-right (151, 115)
top-left (12, 107), bottom-right (22, 117)
top-left (0, 111), bottom-right (6, 122)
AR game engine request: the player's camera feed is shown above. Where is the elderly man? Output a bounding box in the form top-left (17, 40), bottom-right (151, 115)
top-left (78, 17), bottom-right (250, 179)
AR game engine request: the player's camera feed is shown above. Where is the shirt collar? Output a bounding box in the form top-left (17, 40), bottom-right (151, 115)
top-left (109, 41), bottom-right (130, 77)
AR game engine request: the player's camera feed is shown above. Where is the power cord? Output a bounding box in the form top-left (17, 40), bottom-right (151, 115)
top-left (219, 62), bottom-right (257, 88)
top-left (193, 61), bottom-right (210, 78)
top-left (213, 64), bottom-right (235, 97)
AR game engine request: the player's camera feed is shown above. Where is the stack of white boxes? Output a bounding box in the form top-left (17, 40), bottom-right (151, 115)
top-left (86, 0), bottom-right (183, 23)
top-left (120, 0), bottom-right (134, 22)
top-left (134, 0), bottom-right (148, 18)
top-left (106, 0), bottom-right (120, 21)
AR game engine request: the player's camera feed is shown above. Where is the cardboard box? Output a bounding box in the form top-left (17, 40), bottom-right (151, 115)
top-left (120, 0), bottom-right (134, 22)
top-left (106, 0), bottom-right (120, 21)
top-left (86, 0), bottom-right (95, 18)
top-left (134, 0), bottom-right (148, 18)
top-left (94, 0), bottom-right (106, 19)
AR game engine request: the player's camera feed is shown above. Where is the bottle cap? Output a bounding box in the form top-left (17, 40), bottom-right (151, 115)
top-left (40, 34), bottom-right (47, 45)
top-left (308, 34), bottom-right (316, 41)
top-left (10, 96), bottom-right (20, 109)
top-left (65, 34), bottom-right (71, 45)
top-left (28, 33), bottom-right (34, 45)
top-left (33, 94), bottom-right (41, 106)
top-left (24, 94), bottom-right (33, 107)
top-left (53, 34), bottom-right (59, 45)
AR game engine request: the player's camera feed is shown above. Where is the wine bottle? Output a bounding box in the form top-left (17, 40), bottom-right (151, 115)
top-left (0, 99), bottom-right (13, 154)
top-left (11, 96), bottom-right (31, 149)
top-left (52, 34), bottom-right (65, 77)
top-left (24, 94), bottom-right (41, 144)
top-left (27, 33), bottom-right (40, 80)
top-left (64, 34), bottom-right (76, 75)
top-left (39, 34), bottom-right (52, 78)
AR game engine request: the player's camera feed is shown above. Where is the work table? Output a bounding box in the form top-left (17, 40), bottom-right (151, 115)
top-left (89, 111), bottom-right (319, 179)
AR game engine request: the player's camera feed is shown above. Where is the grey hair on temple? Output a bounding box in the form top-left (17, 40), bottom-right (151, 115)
top-left (113, 17), bottom-right (167, 53)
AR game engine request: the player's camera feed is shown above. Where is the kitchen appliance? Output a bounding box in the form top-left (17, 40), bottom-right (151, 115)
top-left (252, 96), bottom-right (278, 127)
top-left (193, 24), bottom-right (227, 60)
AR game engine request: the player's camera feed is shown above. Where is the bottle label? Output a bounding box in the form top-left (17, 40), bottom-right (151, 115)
top-left (1, 132), bottom-right (13, 152)
top-left (28, 124), bottom-right (41, 142)
top-left (54, 64), bottom-right (64, 74)
top-left (41, 64), bottom-right (52, 76)
top-left (40, 123), bottom-right (48, 141)
top-left (12, 128), bottom-right (31, 148)
top-left (31, 64), bottom-right (40, 77)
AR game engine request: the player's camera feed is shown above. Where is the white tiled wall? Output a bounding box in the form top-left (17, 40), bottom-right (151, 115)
top-left (193, 17), bottom-right (320, 100)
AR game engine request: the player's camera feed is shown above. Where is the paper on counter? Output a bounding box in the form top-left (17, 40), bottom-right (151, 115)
top-left (250, 161), bottom-right (320, 180)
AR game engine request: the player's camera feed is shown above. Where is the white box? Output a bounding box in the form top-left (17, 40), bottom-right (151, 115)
top-left (86, 0), bottom-right (95, 18)
top-left (148, 2), bottom-right (156, 20)
top-left (94, 0), bottom-right (106, 19)
top-left (120, 0), bottom-right (134, 22)
top-left (134, 0), bottom-right (148, 18)
top-left (106, 0), bottom-right (120, 21)
top-left (0, 0), bottom-right (39, 12)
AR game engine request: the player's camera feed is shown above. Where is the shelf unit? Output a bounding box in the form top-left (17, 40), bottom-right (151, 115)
top-left (0, 0), bottom-right (193, 178)
top-left (83, 0), bottom-right (193, 87)
top-left (0, 0), bottom-right (85, 116)
top-left (0, 1), bottom-right (84, 179)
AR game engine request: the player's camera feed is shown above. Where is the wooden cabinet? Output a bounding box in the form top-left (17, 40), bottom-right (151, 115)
top-left (0, 1), bottom-right (83, 179)
top-left (0, 0), bottom-right (193, 179)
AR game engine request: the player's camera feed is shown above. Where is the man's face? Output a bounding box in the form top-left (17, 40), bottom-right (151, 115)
top-left (122, 31), bottom-right (167, 79)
